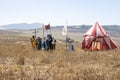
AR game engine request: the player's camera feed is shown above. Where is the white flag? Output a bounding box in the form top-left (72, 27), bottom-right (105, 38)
top-left (62, 25), bottom-right (67, 36)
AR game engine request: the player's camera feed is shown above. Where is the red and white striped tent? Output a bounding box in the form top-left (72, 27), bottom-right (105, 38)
top-left (81, 22), bottom-right (117, 51)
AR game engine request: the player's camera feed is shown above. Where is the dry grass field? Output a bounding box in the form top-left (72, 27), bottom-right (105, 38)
top-left (0, 32), bottom-right (120, 80)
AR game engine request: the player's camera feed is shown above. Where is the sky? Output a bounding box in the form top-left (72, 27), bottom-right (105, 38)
top-left (0, 0), bottom-right (120, 26)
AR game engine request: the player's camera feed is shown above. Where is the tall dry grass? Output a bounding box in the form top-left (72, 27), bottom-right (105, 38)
top-left (0, 40), bottom-right (120, 80)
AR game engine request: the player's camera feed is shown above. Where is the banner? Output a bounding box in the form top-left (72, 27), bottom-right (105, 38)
top-left (45, 24), bottom-right (50, 30)
top-left (62, 25), bottom-right (67, 36)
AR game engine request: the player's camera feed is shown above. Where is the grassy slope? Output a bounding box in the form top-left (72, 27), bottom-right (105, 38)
top-left (0, 38), bottom-right (120, 80)
top-left (0, 29), bottom-right (120, 80)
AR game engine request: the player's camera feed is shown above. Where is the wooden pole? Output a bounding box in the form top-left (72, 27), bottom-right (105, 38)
top-left (50, 29), bottom-right (51, 34)
top-left (49, 22), bottom-right (51, 34)
top-left (35, 29), bottom-right (36, 39)
top-left (66, 21), bottom-right (68, 50)
top-left (42, 25), bottom-right (44, 38)
top-left (66, 35), bottom-right (67, 50)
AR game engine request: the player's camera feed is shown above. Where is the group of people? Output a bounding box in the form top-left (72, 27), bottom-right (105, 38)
top-left (30, 34), bottom-right (56, 51)
top-left (30, 34), bottom-right (74, 51)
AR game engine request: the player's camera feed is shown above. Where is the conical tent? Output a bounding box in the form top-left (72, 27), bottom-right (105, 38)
top-left (81, 22), bottom-right (117, 51)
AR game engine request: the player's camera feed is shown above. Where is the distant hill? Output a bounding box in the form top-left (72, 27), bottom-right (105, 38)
top-left (53, 25), bottom-right (120, 37)
top-left (0, 23), bottom-right (120, 37)
top-left (0, 23), bottom-right (42, 29)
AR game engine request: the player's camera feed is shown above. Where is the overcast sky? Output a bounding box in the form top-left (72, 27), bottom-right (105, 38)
top-left (0, 0), bottom-right (120, 26)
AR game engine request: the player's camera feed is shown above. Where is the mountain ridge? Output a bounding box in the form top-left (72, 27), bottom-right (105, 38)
top-left (1, 23), bottom-right (120, 30)
top-left (0, 23), bottom-right (120, 37)
top-left (0, 23), bottom-right (42, 29)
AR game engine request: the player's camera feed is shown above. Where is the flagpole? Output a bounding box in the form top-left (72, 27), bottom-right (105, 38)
top-left (49, 22), bottom-right (51, 34)
top-left (50, 28), bottom-right (51, 34)
top-left (66, 34), bottom-right (67, 50)
top-left (35, 29), bottom-right (36, 39)
top-left (42, 24), bottom-right (44, 38)
top-left (66, 21), bottom-right (68, 50)
top-left (62, 21), bottom-right (68, 50)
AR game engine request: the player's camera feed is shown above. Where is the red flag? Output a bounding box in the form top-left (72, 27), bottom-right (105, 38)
top-left (45, 24), bottom-right (50, 30)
